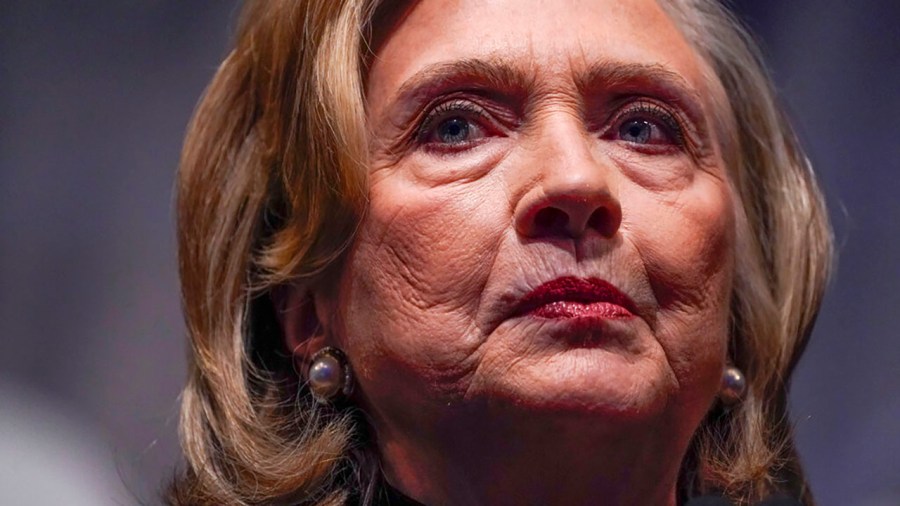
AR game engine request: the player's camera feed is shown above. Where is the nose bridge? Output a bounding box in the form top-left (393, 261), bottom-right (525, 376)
top-left (534, 108), bottom-right (616, 192)
top-left (535, 110), bottom-right (595, 175)
top-left (515, 110), bottom-right (622, 240)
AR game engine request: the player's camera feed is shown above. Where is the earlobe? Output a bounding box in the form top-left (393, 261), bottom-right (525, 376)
top-left (273, 285), bottom-right (353, 404)
top-left (272, 284), bottom-right (329, 363)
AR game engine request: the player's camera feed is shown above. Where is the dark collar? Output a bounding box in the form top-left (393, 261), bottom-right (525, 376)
top-left (377, 484), bottom-right (751, 506)
top-left (377, 482), bottom-right (801, 506)
top-left (378, 482), bottom-right (426, 506)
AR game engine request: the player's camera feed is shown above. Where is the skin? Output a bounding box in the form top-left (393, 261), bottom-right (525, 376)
top-left (285, 0), bottom-right (736, 504)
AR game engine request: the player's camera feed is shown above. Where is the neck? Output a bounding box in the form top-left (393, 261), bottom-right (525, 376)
top-left (375, 404), bottom-right (689, 506)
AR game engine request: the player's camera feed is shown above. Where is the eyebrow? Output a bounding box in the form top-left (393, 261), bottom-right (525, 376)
top-left (576, 61), bottom-right (697, 96)
top-left (387, 57), bottom-right (535, 110)
top-left (378, 57), bottom-right (707, 131)
top-left (575, 61), bottom-right (707, 121)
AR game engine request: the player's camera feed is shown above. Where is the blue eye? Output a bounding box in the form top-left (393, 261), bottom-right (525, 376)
top-left (418, 100), bottom-right (491, 150)
top-left (619, 119), bottom-right (654, 144)
top-left (436, 117), bottom-right (472, 144)
top-left (613, 101), bottom-right (685, 148)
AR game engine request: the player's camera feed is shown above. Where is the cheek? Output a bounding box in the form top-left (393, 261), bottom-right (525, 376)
top-left (631, 177), bottom-right (735, 312)
top-left (626, 177), bottom-right (735, 386)
top-left (338, 178), bottom-right (505, 388)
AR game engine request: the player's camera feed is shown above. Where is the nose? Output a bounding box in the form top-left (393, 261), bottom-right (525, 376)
top-left (514, 131), bottom-right (622, 240)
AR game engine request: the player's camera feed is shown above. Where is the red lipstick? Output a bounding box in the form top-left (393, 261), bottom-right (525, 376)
top-left (515, 276), bottom-right (636, 320)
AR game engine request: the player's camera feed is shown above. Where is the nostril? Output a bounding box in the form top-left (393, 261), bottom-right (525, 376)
top-left (533, 207), bottom-right (569, 235)
top-left (587, 207), bottom-right (618, 237)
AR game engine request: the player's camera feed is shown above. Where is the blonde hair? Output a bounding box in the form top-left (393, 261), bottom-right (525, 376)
top-left (168, 1), bottom-right (832, 505)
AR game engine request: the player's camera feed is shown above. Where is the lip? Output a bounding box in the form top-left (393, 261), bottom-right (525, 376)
top-left (513, 276), bottom-right (637, 320)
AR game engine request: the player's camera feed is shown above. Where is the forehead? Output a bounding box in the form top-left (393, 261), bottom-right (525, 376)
top-left (367, 0), bottom-right (714, 106)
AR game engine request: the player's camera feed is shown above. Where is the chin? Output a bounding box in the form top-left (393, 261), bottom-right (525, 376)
top-left (470, 348), bottom-right (678, 426)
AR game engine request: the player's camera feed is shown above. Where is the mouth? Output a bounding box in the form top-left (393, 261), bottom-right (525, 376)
top-left (513, 276), bottom-right (637, 320)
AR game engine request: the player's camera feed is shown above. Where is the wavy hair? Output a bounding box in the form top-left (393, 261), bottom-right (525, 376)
top-left (168, 1), bottom-right (832, 504)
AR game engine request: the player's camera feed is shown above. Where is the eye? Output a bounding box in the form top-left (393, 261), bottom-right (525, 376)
top-left (417, 99), bottom-right (491, 150)
top-left (435, 117), bottom-right (476, 144)
top-left (610, 100), bottom-right (685, 149)
top-left (619, 119), bottom-right (657, 144)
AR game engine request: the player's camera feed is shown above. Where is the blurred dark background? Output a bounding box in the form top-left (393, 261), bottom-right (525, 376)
top-left (1, 1), bottom-right (898, 504)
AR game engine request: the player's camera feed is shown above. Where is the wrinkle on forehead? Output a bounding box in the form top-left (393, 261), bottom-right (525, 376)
top-left (365, 0), bottom-right (728, 126)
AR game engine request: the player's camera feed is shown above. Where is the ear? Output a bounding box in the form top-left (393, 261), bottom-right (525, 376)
top-left (271, 284), bottom-right (330, 366)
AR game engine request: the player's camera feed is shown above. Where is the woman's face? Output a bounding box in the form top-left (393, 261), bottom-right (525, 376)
top-left (326, 0), bottom-right (734, 444)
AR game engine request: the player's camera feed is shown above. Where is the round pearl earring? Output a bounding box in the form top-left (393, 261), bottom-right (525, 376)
top-left (720, 365), bottom-right (747, 406)
top-left (307, 347), bottom-right (353, 404)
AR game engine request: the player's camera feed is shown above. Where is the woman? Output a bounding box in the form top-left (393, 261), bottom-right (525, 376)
top-left (169, 0), bottom-right (832, 504)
